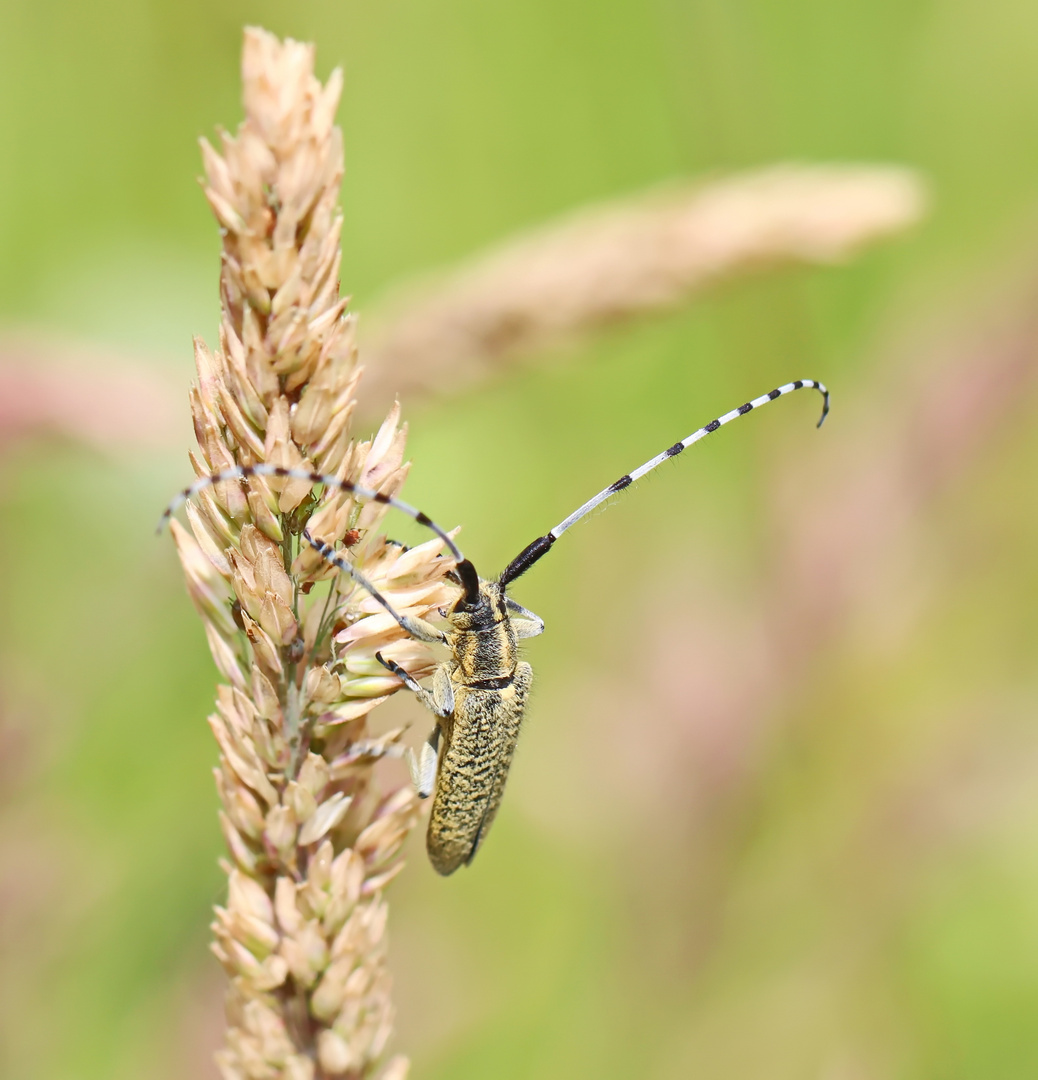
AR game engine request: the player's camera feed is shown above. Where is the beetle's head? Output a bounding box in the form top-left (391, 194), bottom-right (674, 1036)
top-left (445, 562), bottom-right (506, 629)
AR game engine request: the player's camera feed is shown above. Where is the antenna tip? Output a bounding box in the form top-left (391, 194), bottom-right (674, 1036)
top-left (813, 382), bottom-right (831, 429)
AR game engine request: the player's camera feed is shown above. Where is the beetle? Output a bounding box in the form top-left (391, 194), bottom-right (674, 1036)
top-left (163, 379), bottom-right (828, 874)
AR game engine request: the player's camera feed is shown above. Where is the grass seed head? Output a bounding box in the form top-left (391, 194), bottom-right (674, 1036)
top-left (174, 26), bottom-right (457, 1078)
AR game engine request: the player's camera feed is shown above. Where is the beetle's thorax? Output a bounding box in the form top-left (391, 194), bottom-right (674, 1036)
top-left (447, 580), bottom-right (517, 683)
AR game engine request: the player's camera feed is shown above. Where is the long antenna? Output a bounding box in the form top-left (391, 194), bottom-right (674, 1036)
top-left (159, 462), bottom-right (481, 601)
top-left (499, 378), bottom-right (829, 586)
top-left (301, 529), bottom-right (448, 644)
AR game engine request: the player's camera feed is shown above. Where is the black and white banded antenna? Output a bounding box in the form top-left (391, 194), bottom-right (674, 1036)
top-left (300, 528), bottom-right (449, 644)
top-left (157, 463), bottom-right (481, 601)
top-left (499, 378), bottom-right (829, 586)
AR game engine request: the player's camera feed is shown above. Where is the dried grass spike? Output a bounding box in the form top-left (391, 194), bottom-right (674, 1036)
top-left (168, 27), bottom-right (452, 1079)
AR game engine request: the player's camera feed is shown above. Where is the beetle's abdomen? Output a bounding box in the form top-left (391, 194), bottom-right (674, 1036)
top-left (427, 662), bottom-right (532, 875)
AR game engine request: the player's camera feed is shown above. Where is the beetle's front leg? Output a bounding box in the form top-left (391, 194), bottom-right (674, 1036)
top-left (505, 597), bottom-right (545, 639)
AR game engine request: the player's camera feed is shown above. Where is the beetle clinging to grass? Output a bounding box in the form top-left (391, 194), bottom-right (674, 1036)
top-left (163, 379), bottom-right (828, 874)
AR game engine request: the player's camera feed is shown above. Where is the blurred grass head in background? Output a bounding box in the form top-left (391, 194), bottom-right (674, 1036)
top-left (3, 3), bottom-right (1038, 1080)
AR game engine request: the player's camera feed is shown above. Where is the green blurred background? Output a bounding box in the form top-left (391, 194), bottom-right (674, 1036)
top-left (3, 1), bottom-right (1038, 1077)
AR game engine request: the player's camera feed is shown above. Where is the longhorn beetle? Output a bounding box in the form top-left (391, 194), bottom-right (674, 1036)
top-left (162, 379), bottom-right (828, 875)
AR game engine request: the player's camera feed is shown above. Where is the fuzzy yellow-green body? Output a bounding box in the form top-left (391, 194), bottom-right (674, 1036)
top-left (428, 664), bottom-right (532, 874)
top-left (428, 581), bottom-right (532, 875)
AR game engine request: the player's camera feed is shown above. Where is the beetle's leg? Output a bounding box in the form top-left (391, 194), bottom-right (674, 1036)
top-left (409, 726), bottom-right (441, 799)
top-left (375, 654), bottom-right (453, 799)
top-left (333, 736), bottom-right (407, 764)
top-left (505, 597), bottom-right (545, 639)
top-left (305, 531), bottom-right (448, 644)
top-left (395, 615), bottom-right (449, 645)
top-left (375, 653), bottom-right (454, 717)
